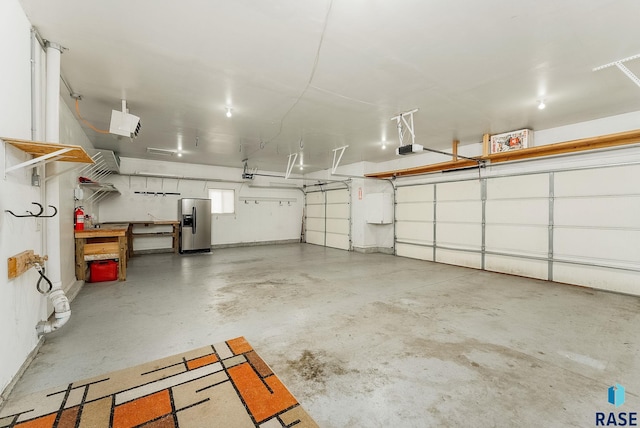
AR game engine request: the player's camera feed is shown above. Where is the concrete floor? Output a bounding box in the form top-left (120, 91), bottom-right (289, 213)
top-left (6, 243), bottom-right (640, 427)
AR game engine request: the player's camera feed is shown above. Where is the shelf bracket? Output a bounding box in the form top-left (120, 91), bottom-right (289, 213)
top-left (5, 147), bottom-right (73, 174)
top-left (331, 145), bottom-right (349, 174)
top-left (285, 153), bottom-right (298, 179)
top-left (390, 109), bottom-right (418, 147)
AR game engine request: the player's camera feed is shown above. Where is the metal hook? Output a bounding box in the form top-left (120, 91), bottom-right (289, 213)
top-left (5, 202), bottom-right (44, 217)
top-left (39, 205), bottom-right (58, 218)
top-left (28, 202), bottom-right (44, 217)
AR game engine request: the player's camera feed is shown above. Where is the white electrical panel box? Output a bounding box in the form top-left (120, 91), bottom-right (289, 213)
top-left (365, 193), bottom-right (393, 224)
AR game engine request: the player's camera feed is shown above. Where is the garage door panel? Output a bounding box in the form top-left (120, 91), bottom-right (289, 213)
top-left (553, 263), bottom-right (640, 295)
top-left (485, 224), bottom-right (548, 255)
top-left (306, 205), bottom-right (325, 218)
top-left (306, 218), bottom-right (325, 232)
top-left (396, 222), bottom-right (433, 243)
top-left (485, 254), bottom-right (548, 280)
top-left (396, 243), bottom-right (433, 261)
top-left (326, 204), bottom-right (349, 218)
top-left (487, 174), bottom-right (548, 199)
top-left (306, 231), bottom-right (325, 246)
top-left (396, 203), bottom-right (432, 222)
top-left (555, 197), bottom-right (640, 229)
top-left (326, 218), bottom-right (349, 234)
top-left (326, 190), bottom-right (349, 203)
top-left (555, 165), bottom-right (640, 197)
top-left (305, 188), bottom-right (350, 251)
top-left (436, 223), bottom-right (481, 248)
top-left (554, 228), bottom-right (640, 263)
top-left (436, 248), bottom-right (481, 269)
top-left (485, 199), bottom-right (548, 225)
top-left (397, 185), bottom-right (433, 203)
top-left (437, 181), bottom-right (480, 201)
top-left (326, 233), bottom-right (349, 250)
top-left (306, 192), bottom-right (325, 204)
top-left (436, 201), bottom-right (482, 223)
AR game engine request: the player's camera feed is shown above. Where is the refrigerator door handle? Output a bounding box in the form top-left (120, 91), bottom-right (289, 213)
top-left (192, 206), bottom-right (196, 234)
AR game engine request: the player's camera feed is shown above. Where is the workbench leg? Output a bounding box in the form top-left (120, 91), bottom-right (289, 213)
top-left (75, 238), bottom-right (86, 281)
top-left (173, 224), bottom-right (179, 253)
top-left (118, 236), bottom-right (127, 281)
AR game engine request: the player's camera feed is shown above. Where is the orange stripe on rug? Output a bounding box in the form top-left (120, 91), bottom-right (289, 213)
top-left (15, 413), bottom-right (56, 428)
top-left (112, 389), bottom-right (172, 428)
top-left (227, 362), bottom-right (297, 423)
top-left (186, 354), bottom-right (219, 370)
top-left (227, 337), bottom-right (253, 355)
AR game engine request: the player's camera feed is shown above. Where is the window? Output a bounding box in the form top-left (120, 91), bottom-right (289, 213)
top-left (208, 189), bottom-right (235, 214)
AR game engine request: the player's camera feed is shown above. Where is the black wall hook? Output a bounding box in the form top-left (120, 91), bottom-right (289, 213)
top-left (39, 205), bottom-right (58, 218)
top-left (5, 202), bottom-right (57, 218)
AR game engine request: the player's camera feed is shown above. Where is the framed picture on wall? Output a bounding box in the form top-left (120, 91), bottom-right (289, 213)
top-left (490, 129), bottom-right (533, 153)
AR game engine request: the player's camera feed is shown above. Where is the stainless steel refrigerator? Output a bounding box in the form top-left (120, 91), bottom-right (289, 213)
top-left (179, 198), bottom-right (212, 253)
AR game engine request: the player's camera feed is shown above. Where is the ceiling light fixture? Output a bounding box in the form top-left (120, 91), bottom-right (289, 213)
top-left (538, 100), bottom-right (546, 110)
top-left (382, 143), bottom-right (386, 150)
top-left (226, 107), bottom-right (232, 118)
top-left (146, 147), bottom-right (177, 156)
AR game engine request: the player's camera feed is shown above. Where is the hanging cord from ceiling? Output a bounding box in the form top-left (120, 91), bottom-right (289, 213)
top-left (75, 98), bottom-right (110, 134)
top-left (247, 0), bottom-right (334, 157)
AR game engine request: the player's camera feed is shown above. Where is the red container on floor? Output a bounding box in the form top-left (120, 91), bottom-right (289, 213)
top-left (90, 260), bottom-right (118, 282)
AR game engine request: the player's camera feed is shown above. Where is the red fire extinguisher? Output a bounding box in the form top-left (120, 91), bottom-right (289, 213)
top-left (74, 206), bottom-right (85, 231)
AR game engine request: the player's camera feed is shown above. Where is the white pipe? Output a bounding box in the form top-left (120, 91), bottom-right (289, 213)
top-left (45, 41), bottom-right (62, 288)
top-left (36, 287), bottom-right (71, 335)
top-left (41, 41), bottom-right (71, 334)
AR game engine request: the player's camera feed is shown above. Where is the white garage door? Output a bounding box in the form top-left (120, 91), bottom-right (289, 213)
top-left (305, 188), bottom-right (350, 250)
top-left (396, 181), bottom-right (482, 268)
top-left (551, 164), bottom-right (640, 295)
top-left (484, 173), bottom-right (550, 280)
top-left (435, 180), bottom-right (483, 269)
top-left (395, 184), bottom-right (434, 261)
top-left (395, 163), bottom-right (640, 296)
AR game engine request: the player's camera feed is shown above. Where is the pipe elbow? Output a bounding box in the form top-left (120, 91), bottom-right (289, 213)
top-left (36, 287), bottom-right (71, 336)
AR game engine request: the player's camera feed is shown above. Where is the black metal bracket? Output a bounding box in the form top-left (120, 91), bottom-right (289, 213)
top-left (5, 202), bottom-right (58, 218)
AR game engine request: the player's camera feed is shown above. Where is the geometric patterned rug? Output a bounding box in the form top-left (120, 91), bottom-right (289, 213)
top-left (0, 337), bottom-right (318, 428)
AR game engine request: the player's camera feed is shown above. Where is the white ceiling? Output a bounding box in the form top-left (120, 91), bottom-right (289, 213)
top-left (18, 0), bottom-right (640, 173)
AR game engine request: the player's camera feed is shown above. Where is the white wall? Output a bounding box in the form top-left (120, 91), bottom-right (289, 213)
top-left (0, 0), bottom-right (45, 401)
top-left (98, 158), bottom-right (304, 248)
top-left (0, 0), bottom-right (95, 400)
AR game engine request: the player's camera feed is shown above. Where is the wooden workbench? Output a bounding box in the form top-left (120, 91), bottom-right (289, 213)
top-left (103, 221), bottom-right (180, 255)
top-left (75, 224), bottom-right (128, 281)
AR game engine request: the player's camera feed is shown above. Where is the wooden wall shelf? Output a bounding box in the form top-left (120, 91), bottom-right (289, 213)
top-left (3, 137), bottom-right (94, 174)
top-left (365, 129), bottom-right (640, 179)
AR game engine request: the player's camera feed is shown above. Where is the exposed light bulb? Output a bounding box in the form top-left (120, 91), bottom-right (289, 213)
top-left (382, 144), bottom-right (386, 150)
top-left (226, 107), bottom-right (232, 118)
top-left (300, 166), bottom-right (304, 170)
top-left (538, 100), bottom-right (546, 110)
top-left (177, 153), bottom-right (183, 157)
